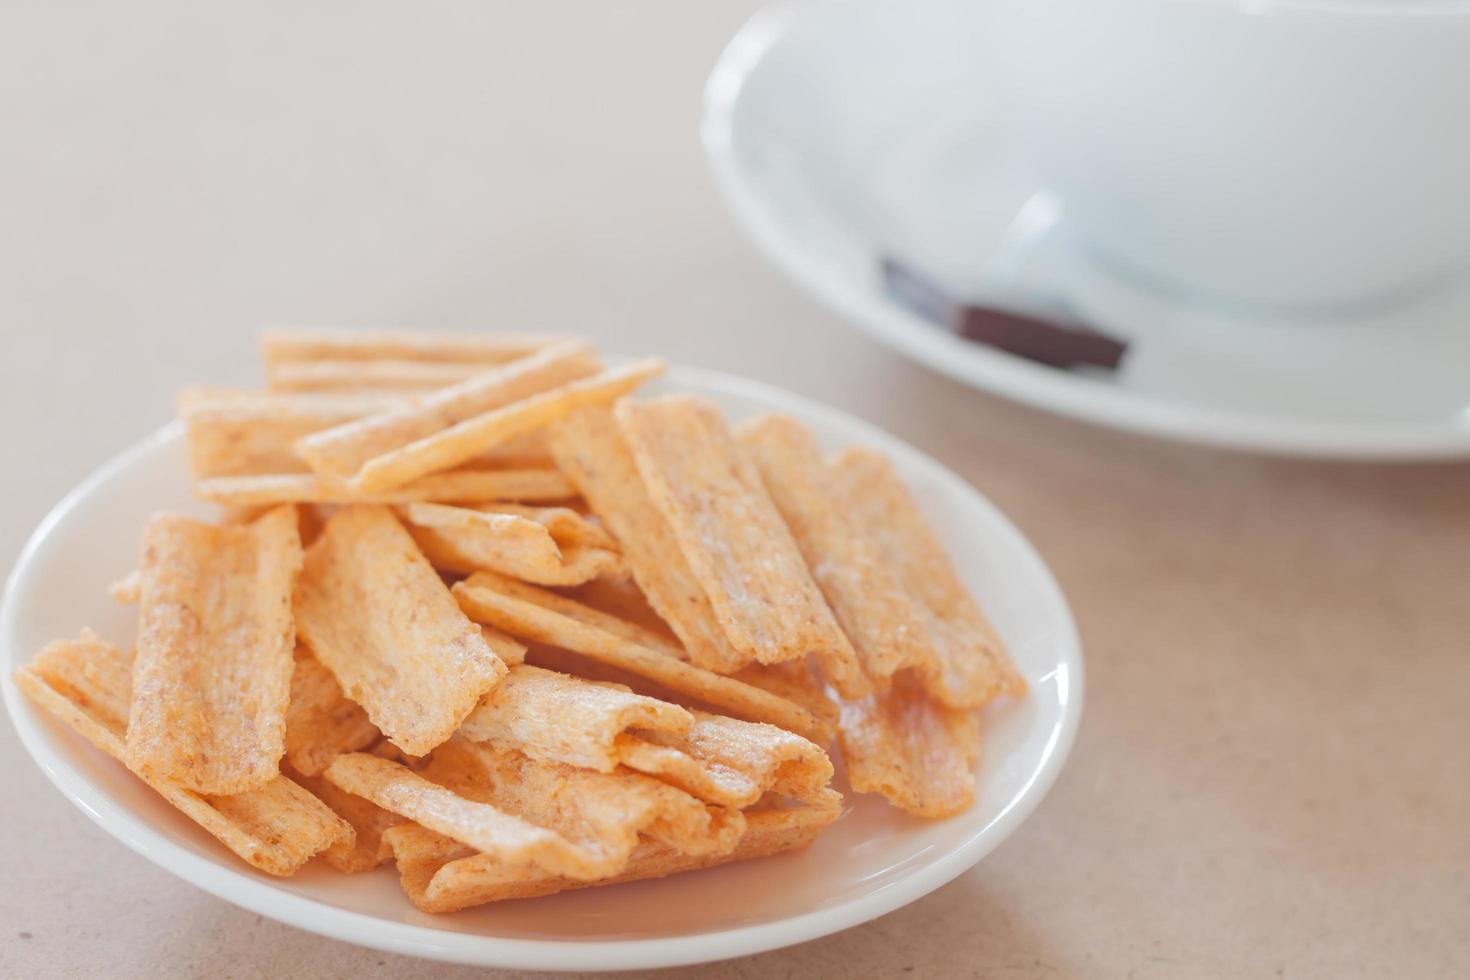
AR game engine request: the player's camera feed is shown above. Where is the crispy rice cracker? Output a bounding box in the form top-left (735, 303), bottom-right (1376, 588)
top-left (457, 664), bottom-right (692, 771)
top-left (261, 328), bottom-right (561, 368)
top-left (323, 753), bottom-right (618, 880)
top-left (16, 632), bottom-right (350, 875)
top-left (474, 503), bottom-right (617, 551)
top-left (451, 574), bottom-right (829, 742)
top-left (294, 341), bottom-right (600, 477)
top-left (423, 740), bottom-right (744, 865)
top-left (268, 359), bottom-right (488, 393)
top-left (616, 396), bottom-right (867, 695)
top-left (548, 405), bottom-right (749, 673)
top-left (126, 505), bottom-right (302, 794)
top-left (195, 467), bottom-right (574, 508)
top-left (292, 769), bottom-right (404, 873)
top-left (838, 673), bottom-right (982, 818)
top-left (617, 710), bottom-right (833, 808)
top-left (293, 505), bottom-right (507, 755)
top-left (738, 415), bottom-right (938, 684)
top-left (178, 388), bottom-right (404, 478)
top-left (382, 787), bottom-right (840, 912)
top-left (399, 503), bottom-right (621, 586)
top-left (829, 447), bottom-right (1024, 707)
top-left (282, 647), bottom-right (380, 777)
top-left (352, 360), bottom-right (664, 492)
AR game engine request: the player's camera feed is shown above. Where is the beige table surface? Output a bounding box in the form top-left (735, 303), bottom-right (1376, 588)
top-left (3, 3), bottom-right (1467, 978)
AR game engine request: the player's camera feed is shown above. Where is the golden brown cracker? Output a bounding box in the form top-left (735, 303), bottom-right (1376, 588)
top-left (731, 660), bottom-right (839, 735)
top-left (383, 785), bottom-right (840, 912)
top-left (261, 327), bottom-right (562, 368)
top-left (292, 770), bottom-right (404, 873)
top-left (616, 396), bottom-right (867, 695)
top-left (451, 574), bottom-right (830, 743)
top-left (479, 624), bottom-right (527, 666)
top-left (293, 505), bottom-right (507, 756)
top-left (294, 341), bottom-right (601, 478)
top-left (829, 447), bottom-right (1024, 706)
top-left (16, 632), bottom-right (351, 875)
top-left (838, 673), bottom-right (981, 818)
top-left (282, 647), bottom-right (380, 778)
top-left (425, 740), bottom-right (743, 864)
top-left (616, 709), bottom-right (833, 808)
top-left (399, 502), bottom-right (622, 586)
top-left (738, 414), bottom-right (937, 683)
top-left (194, 467), bottom-right (575, 508)
top-left (178, 388), bottom-right (404, 479)
top-left (323, 752), bottom-right (623, 880)
top-left (126, 505), bottom-right (302, 794)
top-left (109, 570), bottom-right (141, 604)
top-left (457, 664), bottom-right (692, 771)
top-left (352, 359), bottom-right (665, 492)
top-left (267, 359), bottom-right (489, 393)
top-left (475, 503), bottom-right (618, 551)
top-left (548, 405), bottom-right (750, 673)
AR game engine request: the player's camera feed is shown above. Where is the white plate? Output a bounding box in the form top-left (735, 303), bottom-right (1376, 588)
top-left (702, 0), bottom-right (1470, 459)
top-left (1, 364), bottom-right (1082, 971)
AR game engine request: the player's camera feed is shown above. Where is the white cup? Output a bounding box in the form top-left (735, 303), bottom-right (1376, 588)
top-left (986, 0), bottom-right (1470, 311)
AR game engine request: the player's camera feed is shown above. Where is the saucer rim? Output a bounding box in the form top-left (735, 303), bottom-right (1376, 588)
top-left (700, 0), bottom-right (1470, 460)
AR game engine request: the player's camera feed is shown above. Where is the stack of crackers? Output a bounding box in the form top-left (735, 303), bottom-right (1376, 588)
top-left (15, 330), bottom-right (1024, 914)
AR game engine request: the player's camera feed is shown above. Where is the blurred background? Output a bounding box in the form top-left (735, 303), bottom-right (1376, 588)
top-left (3, 3), bottom-right (1467, 979)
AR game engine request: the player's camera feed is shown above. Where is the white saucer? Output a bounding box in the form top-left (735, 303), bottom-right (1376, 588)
top-left (702, 0), bottom-right (1470, 459)
top-left (2, 364), bottom-right (1082, 971)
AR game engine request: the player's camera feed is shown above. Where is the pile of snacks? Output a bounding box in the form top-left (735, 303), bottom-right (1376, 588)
top-left (15, 329), bottom-right (1024, 913)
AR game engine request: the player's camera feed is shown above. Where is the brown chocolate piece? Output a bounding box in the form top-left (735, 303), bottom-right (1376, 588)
top-left (880, 257), bottom-right (1127, 371)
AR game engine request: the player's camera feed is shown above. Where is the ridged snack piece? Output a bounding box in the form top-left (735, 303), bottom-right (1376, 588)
top-left (548, 405), bottom-right (751, 673)
top-left (126, 505), bottom-right (302, 795)
top-left (828, 447), bottom-right (1025, 708)
top-left (294, 341), bottom-right (601, 477)
top-left (293, 505), bottom-right (507, 756)
top-left (16, 632), bottom-right (351, 875)
top-left (351, 360), bottom-right (666, 492)
top-left (737, 414), bottom-right (939, 684)
top-left (616, 396), bottom-right (868, 697)
top-left (194, 467), bottom-right (574, 508)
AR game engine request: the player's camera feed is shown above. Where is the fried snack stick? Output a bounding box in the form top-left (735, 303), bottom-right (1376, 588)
top-left (457, 664), bottom-right (693, 771)
top-left (282, 648), bottom-right (380, 778)
top-left (15, 632), bottom-right (351, 875)
top-left (177, 388), bottom-right (407, 478)
top-left (616, 397), bottom-right (868, 697)
top-left (425, 739), bottom-right (744, 864)
top-left (451, 573), bottom-right (831, 743)
top-left (126, 506), bottom-right (302, 795)
top-left (352, 360), bottom-right (665, 492)
top-left (195, 467), bottom-right (574, 508)
top-left (322, 753), bottom-right (618, 881)
top-left (326, 742), bottom-right (741, 884)
top-left (474, 503), bottom-right (618, 551)
top-left (261, 327), bottom-right (563, 368)
top-left (294, 341), bottom-right (601, 477)
top-left (839, 674), bottom-right (982, 818)
top-left (731, 660), bottom-right (840, 734)
top-left (398, 503), bottom-right (622, 587)
top-left (548, 405), bottom-right (749, 673)
top-left (294, 506), bottom-right (508, 756)
top-left (290, 769), bottom-right (405, 874)
top-left (268, 359), bottom-right (489, 393)
top-left (383, 788), bottom-right (842, 913)
top-left (828, 448), bottom-right (1025, 707)
top-left (738, 415), bottom-right (939, 684)
top-left (617, 710), bottom-right (834, 809)
top-left (457, 665), bottom-right (830, 808)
